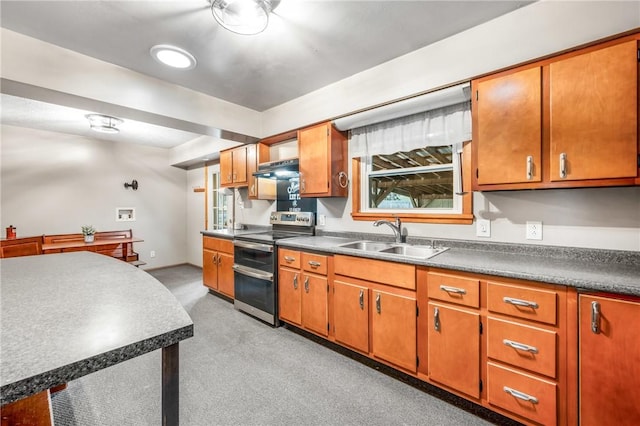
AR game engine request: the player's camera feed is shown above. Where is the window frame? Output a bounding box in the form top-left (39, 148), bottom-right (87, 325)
top-left (351, 141), bottom-right (473, 225)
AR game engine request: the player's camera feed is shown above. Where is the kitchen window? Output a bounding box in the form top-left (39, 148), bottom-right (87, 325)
top-left (350, 101), bottom-right (473, 224)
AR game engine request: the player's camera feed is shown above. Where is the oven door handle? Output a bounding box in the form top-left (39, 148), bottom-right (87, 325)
top-left (233, 240), bottom-right (274, 253)
top-left (232, 264), bottom-right (274, 282)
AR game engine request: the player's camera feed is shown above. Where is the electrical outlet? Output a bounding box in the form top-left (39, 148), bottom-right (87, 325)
top-left (150, 250), bottom-right (156, 258)
top-left (476, 219), bottom-right (491, 237)
top-left (526, 221), bottom-right (543, 240)
top-left (318, 214), bottom-right (326, 226)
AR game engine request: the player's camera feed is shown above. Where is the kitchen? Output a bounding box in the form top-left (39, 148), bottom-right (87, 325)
top-left (1, 1), bottom-right (639, 425)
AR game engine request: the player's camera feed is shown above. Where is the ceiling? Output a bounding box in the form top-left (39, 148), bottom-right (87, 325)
top-left (0, 0), bottom-right (533, 148)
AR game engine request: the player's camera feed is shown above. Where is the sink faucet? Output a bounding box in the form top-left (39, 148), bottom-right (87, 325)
top-left (373, 217), bottom-right (404, 243)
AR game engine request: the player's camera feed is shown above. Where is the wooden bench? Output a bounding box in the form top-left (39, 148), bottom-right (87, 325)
top-left (0, 236), bottom-right (44, 258)
top-left (43, 229), bottom-right (145, 266)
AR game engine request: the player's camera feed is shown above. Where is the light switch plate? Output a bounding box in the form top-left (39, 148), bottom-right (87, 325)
top-left (526, 221), bottom-right (543, 240)
top-left (318, 214), bottom-right (326, 226)
top-left (476, 219), bottom-right (491, 237)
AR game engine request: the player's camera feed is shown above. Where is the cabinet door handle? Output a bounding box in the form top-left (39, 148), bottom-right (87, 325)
top-left (300, 173), bottom-right (306, 193)
top-left (293, 273), bottom-right (298, 290)
top-left (503, 339), bottom-right (539, 354)
top-left (503, 297), bottom-right (539, 309)
top-left (217, 255), bottom-right (222, 265)
top-left (591, 301), bottom-right (601, 334)
top-left (375, 293), bottom-right (381, 314)
top-left (250, 184), bottom-right (255, 195)
top-left (304, 276), bottom-right (310, 293)
top-left (308, 260), bottom-right (321, 268)
top-left (526, 155), bottom-right (533, 180)
top-left (503, 386), bottom-right (539, 404)
top-left (284, 256), bottom-right (296, 263)
top-left (434, 307), bottom-right (441, 332)
top-left (212, 254), bottom-right (218, 264)
top-left (559, 153), bottom-right (567, 179)
top-left (358, 289), bottom-right (364, 310)
top-left (439, 285), bottom-right (467, 295)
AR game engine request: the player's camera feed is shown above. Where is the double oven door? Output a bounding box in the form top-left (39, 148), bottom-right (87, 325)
top-left (232, 240), bottom-right (278, 326)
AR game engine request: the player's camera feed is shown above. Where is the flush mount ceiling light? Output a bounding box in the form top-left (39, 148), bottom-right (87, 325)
top-left (85, 114), bottom-right (123, 134)
top-left (210, 0), bottom-right (280, 35)
top-left (150, 44), bottom-right (197, 70)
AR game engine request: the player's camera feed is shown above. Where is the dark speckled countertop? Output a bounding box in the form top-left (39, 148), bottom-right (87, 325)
top-left (201, 226), bottom-right (271, 240)
top-left (0, 252), bottom-right (193, 405)
top-left (276, 234), bottom-right (640, 297)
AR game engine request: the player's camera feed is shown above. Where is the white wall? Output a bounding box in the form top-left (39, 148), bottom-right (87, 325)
top-left (1, 125), bottom-right (188, 267)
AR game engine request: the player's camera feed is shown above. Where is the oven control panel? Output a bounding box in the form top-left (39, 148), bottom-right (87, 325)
top-left (270, 211), bottom-right (315, 226)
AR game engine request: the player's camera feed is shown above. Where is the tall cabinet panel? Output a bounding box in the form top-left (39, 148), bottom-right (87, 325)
top-left (298, 122), bottom-right (348, 197)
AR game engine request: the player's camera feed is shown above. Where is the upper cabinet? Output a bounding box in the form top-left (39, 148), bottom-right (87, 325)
top-left (247, 143), bottom-right (276, 200)
top-left (472, 36), bottom-right (639, 191)
top-left (220, 145), bottom-right (248, 187)
top-left (298, 122), bottom-right (349, 197)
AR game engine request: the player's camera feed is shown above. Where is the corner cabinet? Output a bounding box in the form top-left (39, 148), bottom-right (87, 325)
top-left (473, 36), bottom-right (639, 191)
top-left (298, 122), bottom-right (349, 197)
top-left (579, 294), bottom-right (640, 426)
top-left (202, 236), bottom-right (234, 298)
top-left (220, 145), bottom-right (248, 187)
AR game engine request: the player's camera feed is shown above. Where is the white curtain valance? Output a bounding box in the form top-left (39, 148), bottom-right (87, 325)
top-left (349, 101), bottom-right (471, 158)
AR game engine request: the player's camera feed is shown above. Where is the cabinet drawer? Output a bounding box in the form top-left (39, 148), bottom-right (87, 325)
top-left (334, 255), bottom-right (415, 290)
top-left (302, 252), bottom-right (328, 275)
top-left (487, 363), bottom-right (557, 426)
top-left (203, 236), bottom-right (233, 253)
top-left (427, 272), bottom-right (480, 308)
top-left (487, 317), bottom-right (557, 378)
top-left (487, 282), bottom-right (557, 325)
top-left (279, 248), bottom-right (301, 269)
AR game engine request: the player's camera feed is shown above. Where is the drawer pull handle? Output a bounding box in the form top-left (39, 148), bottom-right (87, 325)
top-left (359, 289), bottom-right (364, 310)
top-left (439, 285), bottom-right (467, 295)
top-left (503, 339), bottom-right (539, 354)
top-left (526, 155), bottom-right (534, 180)
top-left (503, 386), bottom-right (539, 404)
top-left (559, 153), bottom-right (567, 179)
top-left (284, 256), bottom-right (296, 263)
top-left (434, 307), bottom-right (441, 332)
top-left (293, 273), bottom-right (298, 290)
top-left (304, 276), bottom-right (310, 293)
top-left (591, 301), bottom-right (601, 334)
top-left (308, 260), bottom-right (321, 268)
top-left (375, 293), bottom-right (381, 314)
top-left (503, 297), bottom-right (539, 309)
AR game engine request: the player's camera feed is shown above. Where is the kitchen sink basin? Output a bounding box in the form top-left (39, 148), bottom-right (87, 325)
top-left (338, 240), bottom-right (394, 251)
top-left (338, 240), bottom-right (449, 259)
top-left (379, 245), bottom-right (449, 259)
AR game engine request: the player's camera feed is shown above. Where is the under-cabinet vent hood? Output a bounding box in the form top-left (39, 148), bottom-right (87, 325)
top-left (333, 82), bottom-right (471, 131)
top-left (253, 158), bottom-right (299, 179)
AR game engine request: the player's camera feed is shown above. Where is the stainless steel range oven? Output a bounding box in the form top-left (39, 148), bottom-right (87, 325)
top-left (233, 211), bottom-right (315, 326)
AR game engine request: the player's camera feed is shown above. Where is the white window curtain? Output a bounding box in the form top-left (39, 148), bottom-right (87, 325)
top-left (349, 101), bottom-right (471, 158)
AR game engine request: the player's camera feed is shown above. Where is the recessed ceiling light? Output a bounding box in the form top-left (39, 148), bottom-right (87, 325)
top-left (150, 45), bottom-right (197, 70)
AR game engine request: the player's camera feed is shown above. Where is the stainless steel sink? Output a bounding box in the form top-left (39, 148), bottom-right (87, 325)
top-left (379, 245), bottom-right (449, 259)
top-left (337, 240), bottom-right (448, 259)
top-left (338, 240), bottom-right (394, 251)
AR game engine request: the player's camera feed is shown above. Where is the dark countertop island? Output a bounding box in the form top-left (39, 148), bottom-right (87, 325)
top-left (0, 252), bottom-right (193, 424)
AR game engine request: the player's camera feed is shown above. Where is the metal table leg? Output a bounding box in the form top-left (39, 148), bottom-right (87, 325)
top-left (162, 343), bottom-right (179, 426)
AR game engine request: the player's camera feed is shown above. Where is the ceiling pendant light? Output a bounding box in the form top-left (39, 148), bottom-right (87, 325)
top-left (85, 114), bottom-right (123, 134)
top-left (210, 0), bottom-right (280, 35)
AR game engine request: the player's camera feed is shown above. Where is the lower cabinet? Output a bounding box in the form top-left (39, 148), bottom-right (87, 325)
top-left (333, 280), bottom-right (369, 353)
top-left (579, 294), bottom-right (640, 426)
top-left (202, 236), bottom-right (234, 298)
top-left (278, 249), bottom-right (329, 337)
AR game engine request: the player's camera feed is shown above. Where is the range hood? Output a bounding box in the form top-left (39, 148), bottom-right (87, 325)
top-left (253, 158), bottom-right (299, 179)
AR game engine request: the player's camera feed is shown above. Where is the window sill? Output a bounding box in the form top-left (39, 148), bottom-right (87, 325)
top-left (351, 212), bottom-right (474, 225)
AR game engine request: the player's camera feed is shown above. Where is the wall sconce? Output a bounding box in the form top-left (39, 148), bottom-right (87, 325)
top-left (124, 180), bottom-right (139, 190)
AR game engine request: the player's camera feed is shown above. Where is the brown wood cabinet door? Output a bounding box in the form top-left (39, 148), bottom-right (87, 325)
top-left (232, 146), bottom-right (248, 185)
top-left (371, 289), bottom-right (417, 372)
top-left (476, 67), bottom-right (542, 185)
top-left (217, 252), bottom-right (235, 298)
top-left (428, 302), bottom-right (480, 398)
top-left (299, 123), bottom-right (329, 196)
top-left (246, 144), bottom-right (258, 198)
top-left (550, 41), bottom-right (638, 181)
top-left (220, 150), bottom-right (234, 186)
top-left (579, 295), bottom-right (640, 426)
top-left (302, 274), bottom-right (328, 336)
top-left (202, 249), bottom-right (218, 290)
top-left (333, 280), bottom-right (369, 353)
top-left (278, 267), bottom-right (301, 325)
